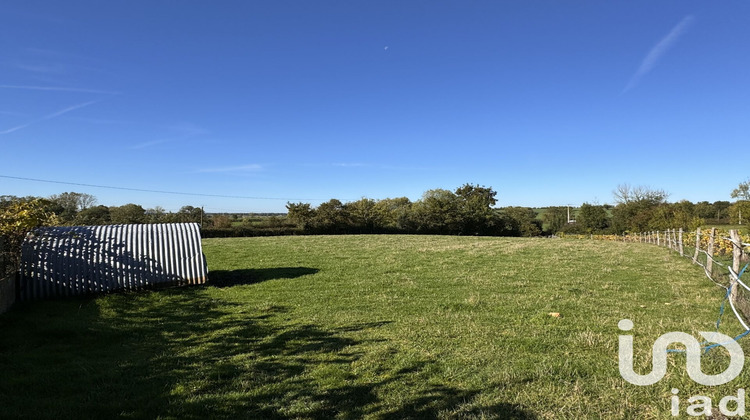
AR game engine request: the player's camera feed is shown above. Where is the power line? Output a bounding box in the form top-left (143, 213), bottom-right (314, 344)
top-left (0, 174), bottom-right (327, 202)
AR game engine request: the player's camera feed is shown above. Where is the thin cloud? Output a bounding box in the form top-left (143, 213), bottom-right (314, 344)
top-left (623, 15), bottom-right (694, 93)
top-left (43, 100), bottom-right (98, 119)
top-left (0, 123), bottom-right (32, 135)
top-left (130, 122), bottom-right (209, 150)
top-left (0, 85), bottom-right (120, 95)
top-left (0, 100), bottom-right (99, 135)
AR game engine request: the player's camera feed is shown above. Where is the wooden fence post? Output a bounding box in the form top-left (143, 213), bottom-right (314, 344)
top-left (729, 230), bottom-right (743, 310)
top-left (730, 230), bottom-right (743, 275)
top-left (707, 228), bottom-right (716, 274)
top-left (657, 231), bottom-right (661, 247)
top-left (679, 228), bottom-right (684, 257)
top-left (692, 228), bottom-right (701, 265)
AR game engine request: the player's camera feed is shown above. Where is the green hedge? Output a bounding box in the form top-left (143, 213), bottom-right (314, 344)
top-left (200, 226), bottom-right (303, 238)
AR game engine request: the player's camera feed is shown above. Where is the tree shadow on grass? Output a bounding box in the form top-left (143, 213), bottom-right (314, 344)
top-left (0, 287), bottom-right (538, 420)
top-left (207, 267), bottom-right (319, 287)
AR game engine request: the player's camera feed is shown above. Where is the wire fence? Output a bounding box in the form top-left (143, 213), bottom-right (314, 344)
top-left (567, 228), bottom-right (750, 339)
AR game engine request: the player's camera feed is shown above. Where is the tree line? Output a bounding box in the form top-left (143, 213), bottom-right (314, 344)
top-left (285, 184), bottom-right (544, 237)
top-left (287, 183), bottom-right (750, 237)
top-left (2, 181), bottom-right (748, 241)
top-left (0, 193), bottom-right (210, 226)
top-left (545, 184), bottom-right (749, 235)
top-left (5, 182), bottom-right (747, 274)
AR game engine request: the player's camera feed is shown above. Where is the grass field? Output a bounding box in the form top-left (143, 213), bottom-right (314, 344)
top-left (0, 235), bottom-right (747, 419)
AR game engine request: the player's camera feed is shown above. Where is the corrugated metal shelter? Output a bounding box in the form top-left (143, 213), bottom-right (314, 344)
top-left (19, 223), bottom-right (208, 301)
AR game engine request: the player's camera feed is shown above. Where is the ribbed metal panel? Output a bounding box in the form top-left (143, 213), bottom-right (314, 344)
top-left (19, 223), bottom-right (207, 301)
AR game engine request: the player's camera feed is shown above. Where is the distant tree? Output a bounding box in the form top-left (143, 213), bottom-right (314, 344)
top-left (175, 206), bottom-right (206, 224)
top-left (263, 215), bottom-right (287, 228)
top-left (576, 203), bottom-right (610, 233)
top-left (541, 207), bottom-right (568, 234)
top-left (647, 205), bottom-right (673, 230)
top-left (373, 197), bottom-right (413, 232)
top-left (286, 202), bottom-right (315, 230)
top-left (613, 184), bottom-right (668, 206)
top-left (731, 179), bottom-right (750, 201)
top-left (501, 207), bottom-right (541, 237)
top-left (346, 198), bottom-right (381, 233)
top-left (454, 184), bottom-right (498, 235)
top-left (145, 206), bottom-right (168, 223)
top-left (74, 205), bottom-right (111, 225)
top-left (694, 201), bottom-right (715, 219)
top-left (311, 199), bottom-right (348, 233)
top-left (729, 201), bottom-right (750, 225)
top-left (48, 192), bottom-right (97, 224)
top-left (1, 195), bottom-right (37, 208)
top-left (670, 200), bottom-right (703, 230)
top-left (109, 204), bottom-right (146, 224)
top-left (455, 184), bottom-right (497, 206)
top-left (713, 201), bottom-right (732, 221)
top-left (611, 185), bottom-right (669, 233)
top-left (412, 189), bottom-right (461, 234)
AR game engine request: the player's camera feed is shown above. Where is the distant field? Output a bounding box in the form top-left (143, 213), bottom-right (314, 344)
top-left (0, 236), bottom-right (746, 419)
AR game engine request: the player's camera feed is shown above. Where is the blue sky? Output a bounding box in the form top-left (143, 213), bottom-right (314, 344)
top-left (1, 1), bottom-right (748, 213)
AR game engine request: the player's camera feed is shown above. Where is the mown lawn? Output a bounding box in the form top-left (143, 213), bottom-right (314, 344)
top-left (0, 235), bottom-right (746, 419)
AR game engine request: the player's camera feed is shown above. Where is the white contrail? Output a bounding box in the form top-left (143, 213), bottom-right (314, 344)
top-left (42, 100), bottom-right (98, 119)
top-left (623, 15), bottom-right (694, 93)
top-left (0, 100), bottom-right (99, 135)
top-left (0, 123), bottom-right (32, 135)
